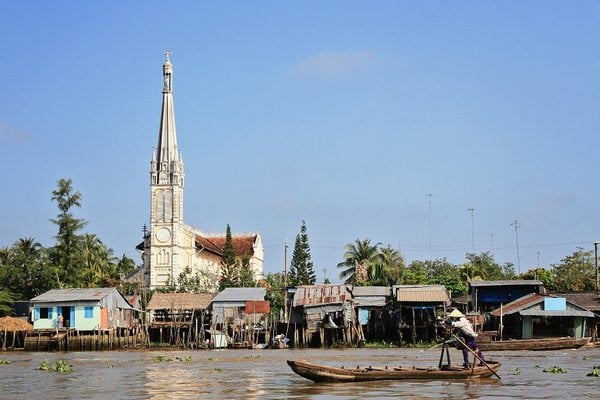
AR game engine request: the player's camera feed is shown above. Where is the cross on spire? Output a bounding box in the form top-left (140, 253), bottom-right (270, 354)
top-left (164, 49), bottom-right (172, 62)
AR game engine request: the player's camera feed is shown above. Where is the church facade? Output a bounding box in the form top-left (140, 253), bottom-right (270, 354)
top-left (138, 53), bottom-right (264, 291)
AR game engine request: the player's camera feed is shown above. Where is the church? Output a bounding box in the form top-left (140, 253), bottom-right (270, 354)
top-left (136, 52), bottom-right (264, 291)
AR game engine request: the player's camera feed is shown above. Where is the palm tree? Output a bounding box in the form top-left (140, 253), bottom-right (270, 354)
top-left (81, 234), bottom-right (116, 287)
top-left (378, 244), bottom-right (405, 285)
top-left (337, 238), bottom-right (381, 285)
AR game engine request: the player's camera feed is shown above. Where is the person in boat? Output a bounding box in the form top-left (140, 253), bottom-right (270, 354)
top-left (445, 309), bottom-right (485, 368)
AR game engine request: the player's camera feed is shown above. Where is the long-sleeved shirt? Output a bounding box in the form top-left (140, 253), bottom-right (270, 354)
top-left (451, 317), bottom-right (478, 338)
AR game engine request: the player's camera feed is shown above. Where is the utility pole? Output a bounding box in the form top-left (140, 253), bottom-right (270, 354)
top-left (283, 241), bottom-right (288, 323)
top-left (426, 193), bottom-right (433, 260)
top-left (467, 208), bottom-right (475, 253)
top-left (511, 220), bottom-right (521, 274)
top-left (594, 241), bottom-right (599, 296)
top-left (490, 234), bottom-right (494, 257)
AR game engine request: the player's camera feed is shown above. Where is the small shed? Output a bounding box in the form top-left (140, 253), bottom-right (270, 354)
top-left (393, 285), bottom-right (452, 343)
top-left (30, 288), bottom-right (136, 331)
top-left (351, 286), bottom-right (393, 342)
top-left (211, 287), bottom-right (267, 346)
top-left (489, 293), bottom-right (596, 339)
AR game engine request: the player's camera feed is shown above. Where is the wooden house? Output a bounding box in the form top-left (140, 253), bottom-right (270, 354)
top-left (469, 280), bottom-right (545, 312)
top-left (146, 292), bottom-right (214, 326)
top-left (289, 284), bottom-right (354, 348)
top-left (351, 286), bottom-right (393, 342)
top-left (488, 293), bottom-right (596, 340)
top-left (30, 288), bottom-right (136, 331)
top-left (210, 287), bottom-right (268, 346)
top-left (393, 285), bottom-right (452, 343)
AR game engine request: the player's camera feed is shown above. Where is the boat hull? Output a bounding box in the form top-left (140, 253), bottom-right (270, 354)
top-left (287, 359), bottom-right (501, 383)
top-left (479, 337), bottom-right (590, 351)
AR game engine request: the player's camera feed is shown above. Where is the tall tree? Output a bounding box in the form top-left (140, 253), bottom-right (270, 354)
top-left (378, 244), bottom-right (405, 286)
top-left (260, 272), bottom-right (286, 321)
top-left (288, 220), bottom-right (316, 286)
top-left (80, 234), bottom-right (117, 288)
top-left (337, 238), bottom-right (381, 285)
top-left (552, 247), bottom-right (596, 291)
top-left (219, 224), bottom-right (240, 290)
top-left (427, 258), bottom-right (466, 296)
top-left (0, 238), bottom-right (55, 300)
top-left (239, 257), bottom-right (256, 287)
top-left (49, 178), bottom-right (87, 287)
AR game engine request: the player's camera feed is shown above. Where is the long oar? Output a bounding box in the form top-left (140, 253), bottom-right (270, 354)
top-left (451, 334), bottom-right (501, 380)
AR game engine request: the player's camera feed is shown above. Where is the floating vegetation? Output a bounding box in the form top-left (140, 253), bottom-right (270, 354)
top-left (586, 366), bottom-right (600, 377)
top-left (543, 365), bottom-right (568, 373)
top-left (239, 355), bottom-right (260, 359)
top-left (38, 359), bottom-right (72, 373)
top-left (152, 355), bottom-right (192, 363)
top-left (0, 360), bottom-right (12, 365)
top-left (513, 368), bottom-right (521, 375)
top-left (208, 367), bottom-right (222, 372)
top-left (582, 356), bottom-right (590, 361)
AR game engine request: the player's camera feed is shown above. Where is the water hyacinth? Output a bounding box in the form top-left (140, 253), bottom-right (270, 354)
top-left (38, 359), bottom-right (72, 373)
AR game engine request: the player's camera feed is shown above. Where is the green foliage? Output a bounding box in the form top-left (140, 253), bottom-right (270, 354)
top-left (0, 289), bottom-right (14, 316)
top-left (289, 221), bottom-right (316, 286)
top-left (239, 257), bottom-right (256, 287)
top-left (0, 239), bottom-right (56, 301)
top-left (586, 366), bottom-right (600, 377)
top-left (426, 258), bottom-right (467, 296)
top-left (552, 248), bottom-right (596, 291)
top-left (0, 359), bottom-right (12, 364)
top-left (49, 178), bottom-right (88, 287)
top-left (38, 359), bottom-right (73, 373)
top-left (521, 267), bottom-right (555, 289)
top-left (152, 355), bottom-right (192, 363)
top-left (261, 272), bottom-right (285, 320)
top-left (220, 224), bottom-right (240, 290)
top-left (543, 365), bottom-right (568, 373)
top-left (337, 238), bottom-right (381, 285)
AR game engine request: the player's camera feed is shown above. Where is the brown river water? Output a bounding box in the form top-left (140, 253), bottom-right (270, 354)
top-left (0, 346), bottom-right (598, 399)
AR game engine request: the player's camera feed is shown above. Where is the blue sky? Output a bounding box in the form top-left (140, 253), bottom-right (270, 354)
top-left (2, 1), bottom-right (599, 281)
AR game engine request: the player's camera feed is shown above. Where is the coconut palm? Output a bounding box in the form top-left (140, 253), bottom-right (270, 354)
top-left (337, 238), bottom-right (381, 285)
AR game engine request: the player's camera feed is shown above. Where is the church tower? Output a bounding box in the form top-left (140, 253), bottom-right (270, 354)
top-left (147, 51), bottom-right (188, 289)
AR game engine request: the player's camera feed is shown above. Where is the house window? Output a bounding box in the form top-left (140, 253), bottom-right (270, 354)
top-left (84, 307), bottom-right (94, 318)
top-left (39, 307), bottom-right (49, 319)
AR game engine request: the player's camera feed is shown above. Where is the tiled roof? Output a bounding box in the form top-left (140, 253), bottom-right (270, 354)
top-left (195, 234), bottom-right (257, 257)
top-left (146, 292), bottom-right (215, 310)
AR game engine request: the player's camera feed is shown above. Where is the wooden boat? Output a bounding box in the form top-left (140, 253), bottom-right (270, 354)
top-left (478, 336), bottom-right (591, 351)
top-left (287, 359), bottom-right (502, 383)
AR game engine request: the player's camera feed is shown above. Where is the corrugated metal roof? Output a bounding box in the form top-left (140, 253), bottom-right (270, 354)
top-left (351, 286), bottom-right (391, 297)
top-left (30, 288), bottom-right (133, 310)
top-left (32, 288), bottom-right (115, 302)
top-left (469, 280), bottom-right (543, 288)
top-left (489, 293), bottom-right (542, 316)
top-left (211, 287), bottom-right (266, 303)
top-left (292, 285), bottom-right (348, 307)
top-left (520, 309), bottom-right (596, 317)
top-left (393, 285), bottom-right (451, 305)
top-left (146, 292), bottom-right (214, 310)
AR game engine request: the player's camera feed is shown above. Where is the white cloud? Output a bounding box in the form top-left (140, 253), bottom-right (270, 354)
top-left (289, 50), bottom-right (379, 78)
top-left (0, 122), bottom-right (28, 146)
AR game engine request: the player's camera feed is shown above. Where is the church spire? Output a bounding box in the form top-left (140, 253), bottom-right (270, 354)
top-left (151, 50), bottom-right (184, 187)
